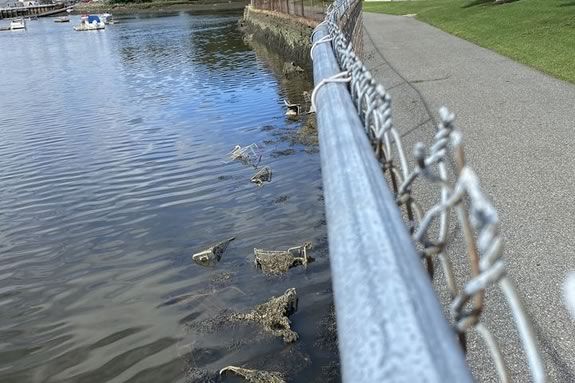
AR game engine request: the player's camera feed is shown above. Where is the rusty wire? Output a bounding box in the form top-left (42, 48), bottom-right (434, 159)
top-left (312, 0), bottom-right (546, 381)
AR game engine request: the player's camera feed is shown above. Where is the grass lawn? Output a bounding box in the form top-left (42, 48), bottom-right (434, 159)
top-left (363, 0), bottom-right (575, 83)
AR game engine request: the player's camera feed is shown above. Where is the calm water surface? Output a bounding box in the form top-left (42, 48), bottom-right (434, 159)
top-left (0, 13), bottom-right (336, 382)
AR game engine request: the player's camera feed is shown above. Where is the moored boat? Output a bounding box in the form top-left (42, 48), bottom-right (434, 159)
top-left (73, 15), bottom-right (105, 31)
top-left (54, 16), bottom-right (70, 23)
top-left (100, 13), bottom-right (115, 24)
top-left (9, 18), bottom-right (26, 30)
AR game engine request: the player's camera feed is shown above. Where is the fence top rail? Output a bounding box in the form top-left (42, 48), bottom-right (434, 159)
top-left (310, 16), bottom-right (473, 383)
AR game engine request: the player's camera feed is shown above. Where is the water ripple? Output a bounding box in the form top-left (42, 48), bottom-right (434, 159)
top-left (0, 11), bottom-right (333, 383)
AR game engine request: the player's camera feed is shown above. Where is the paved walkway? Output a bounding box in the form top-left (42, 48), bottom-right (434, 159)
top-left (363, 12), bottom-right (575, 382)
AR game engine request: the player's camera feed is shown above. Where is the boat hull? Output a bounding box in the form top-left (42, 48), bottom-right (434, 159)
top-left (9, 19), bottom-right (26, 30)
top-left (73, 23), bottom-right (105, 31)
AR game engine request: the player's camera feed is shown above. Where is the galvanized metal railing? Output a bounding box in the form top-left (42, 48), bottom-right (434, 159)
top-left (311, 0), bottom-right (546, 382)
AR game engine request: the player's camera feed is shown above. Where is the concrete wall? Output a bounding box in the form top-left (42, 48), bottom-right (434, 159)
top-left (241, 6), bottom-right (315, 67)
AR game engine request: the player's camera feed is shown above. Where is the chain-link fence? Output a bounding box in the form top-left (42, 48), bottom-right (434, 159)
top-left (250, 0), bottom-right (330, 23)
top-left (310, 0), bottom-right (546, 382)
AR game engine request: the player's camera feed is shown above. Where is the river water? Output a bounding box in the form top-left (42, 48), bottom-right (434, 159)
top-left (0, 13), bottom-right (338, 382)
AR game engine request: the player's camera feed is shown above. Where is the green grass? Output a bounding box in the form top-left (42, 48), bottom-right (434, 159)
top-left (363, 0), bottom-right (575, 83)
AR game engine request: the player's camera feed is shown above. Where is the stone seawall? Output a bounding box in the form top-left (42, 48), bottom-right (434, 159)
top-left (241, 6), bottom-right (316, 67)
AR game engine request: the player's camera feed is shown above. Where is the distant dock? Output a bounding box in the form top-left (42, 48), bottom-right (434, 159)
top-left (0, 4), bottom-right (69, 19)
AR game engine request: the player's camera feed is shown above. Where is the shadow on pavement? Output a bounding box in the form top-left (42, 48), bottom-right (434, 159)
top-left (462, 0), bottom-right (519, 8)
top-left (531, 317), bottom-right (575, 382)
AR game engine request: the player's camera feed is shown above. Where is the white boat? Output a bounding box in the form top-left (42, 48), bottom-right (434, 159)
top-left (100, 13), bottom-right (115, 25)
top-left (54, 16), bottom-right (70, 23)
top-left (73, 15), bottom-right (105, 31)
top-left (9, 18), bottom-right (26, 30)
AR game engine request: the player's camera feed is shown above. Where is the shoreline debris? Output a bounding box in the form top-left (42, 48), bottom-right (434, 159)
top-left (282, 61), bottom-right (304, 76)
top-left (284, 99), bottom-right (300, 119)
top-left (220, 366), bottom-right (286, 383)
top-left (232, 288), bottom-right (299, 343)
top-left (250, 166), bottom-right (272, 186)
top-left (254, 242), bottom-right (313, 274)
top-left (192, 237), bottom-right (235, 267)
top-left (228, 144), bottom-right (262, 167)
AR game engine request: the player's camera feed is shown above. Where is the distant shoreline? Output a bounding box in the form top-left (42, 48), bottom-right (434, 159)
top-left (73, 1), bottom-right (248, 15)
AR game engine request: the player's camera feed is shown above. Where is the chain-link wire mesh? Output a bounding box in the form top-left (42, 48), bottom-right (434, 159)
top-left (311, 0), bottom-right (546, 381)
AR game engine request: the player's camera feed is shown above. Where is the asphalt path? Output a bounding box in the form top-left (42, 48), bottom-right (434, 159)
top-left (362, 12), bottom-right (575, 382)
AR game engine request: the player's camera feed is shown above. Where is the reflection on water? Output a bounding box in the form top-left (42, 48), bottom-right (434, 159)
top-left (0, 12), bottom-right (337, 382)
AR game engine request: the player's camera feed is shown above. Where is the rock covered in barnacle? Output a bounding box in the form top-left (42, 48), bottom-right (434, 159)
top-left (254, 242), bottom-right (313, 274)
top-left (231, 288), bottom-right (299, 343)
top-left (220, 366), bottom-right (286, 383)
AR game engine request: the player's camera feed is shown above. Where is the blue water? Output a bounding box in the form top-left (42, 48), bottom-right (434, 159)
top-left (0, 12), bottom-right (337, 382)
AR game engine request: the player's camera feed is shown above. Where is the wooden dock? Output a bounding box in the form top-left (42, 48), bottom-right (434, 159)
top-left (0, 4), bottom-right (69, 19)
